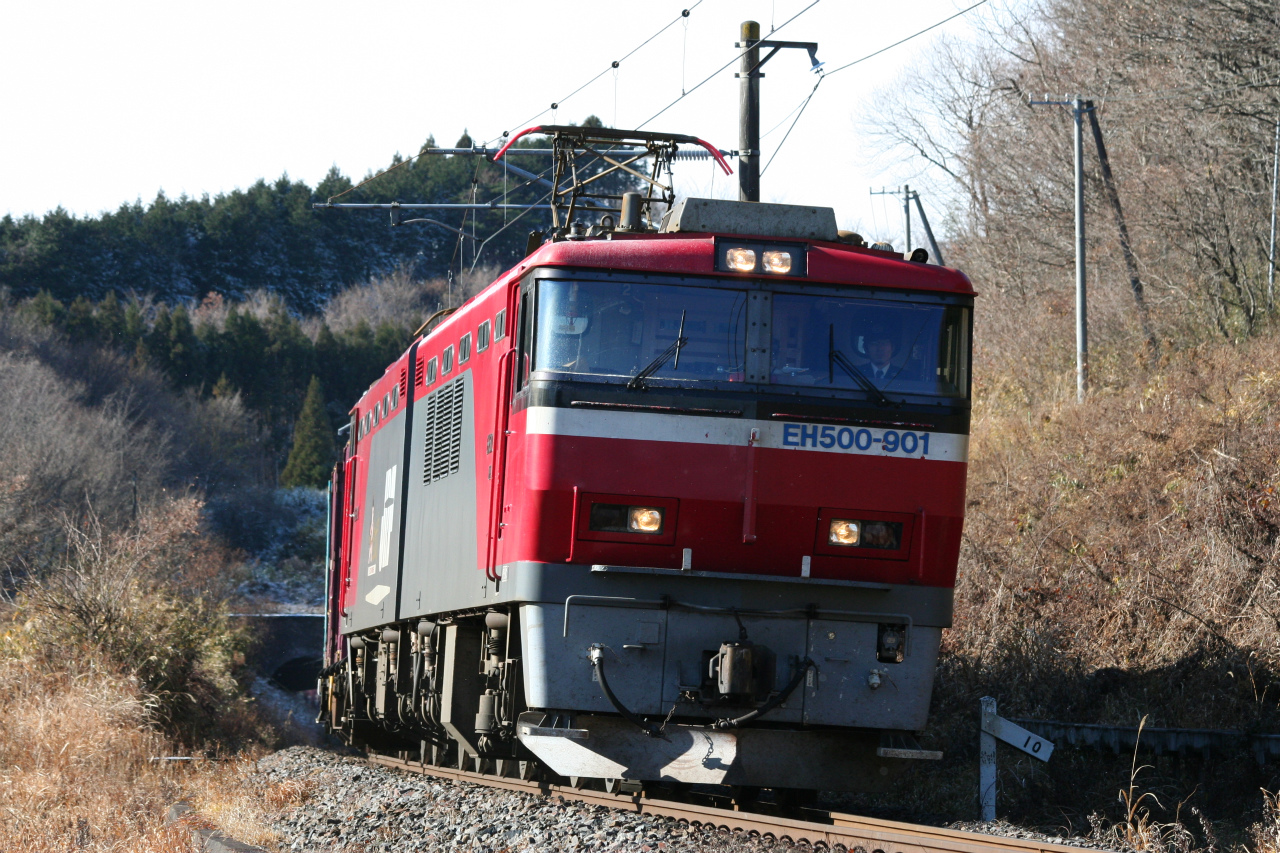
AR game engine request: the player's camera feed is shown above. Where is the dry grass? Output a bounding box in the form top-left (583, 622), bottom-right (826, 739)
top-left (953, 331), bottom-right (1280, 727)
top-left (854, 327), bottom-right (1280, 839)
top-left (182, 762), bottom-right (316, 850)
top-left (1249, 791), bottom-right (1280, 853)
top-left (0, 650), bottom-right (191, 852)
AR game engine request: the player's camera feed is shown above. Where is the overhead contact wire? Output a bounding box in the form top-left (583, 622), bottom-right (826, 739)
top-left (491, 1), bottom-right (705, 144)
top-left (761, 75), bottom-right (824, 175)
top-left (637, 0), bottom-right (823, 130)
top-left (823, 0), bottom-right (990, 77)
top-left (761, 0), bottom-right (992, 174)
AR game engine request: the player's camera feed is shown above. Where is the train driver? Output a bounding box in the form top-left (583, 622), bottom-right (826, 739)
top-left (861, 323), bottom-right (903, 384)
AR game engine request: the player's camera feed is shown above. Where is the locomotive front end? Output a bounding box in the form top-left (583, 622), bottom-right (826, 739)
top-left (496, 200), bottom-right (974, 790)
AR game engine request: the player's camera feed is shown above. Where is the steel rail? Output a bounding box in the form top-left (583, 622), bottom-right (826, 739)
top-left (367, 753), bottom-right (1094, 853)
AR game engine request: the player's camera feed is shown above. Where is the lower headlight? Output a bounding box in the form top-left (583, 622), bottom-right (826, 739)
top-left (828, 519), bottom-right (860, 546)
top-left (628, 507), bottom-right (664, 533)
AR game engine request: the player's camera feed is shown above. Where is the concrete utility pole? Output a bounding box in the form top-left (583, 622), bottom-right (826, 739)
top-left (912, 191), bottom-right (946, 266)
top-left (1073, 96), bottom-right (1088, 403)
top-left (871, 185), bottom-right (909, 251)
top-left (1031, 94), bottom-right (1090, 402)
top-left (1269, 116), bottom-right (1279, 310)
top-left (735, 22), bottom-right (821, 202)
top-left (902, 184), bottom-right (912, 254)
top-left (870, 185), bottom-right (945, 264)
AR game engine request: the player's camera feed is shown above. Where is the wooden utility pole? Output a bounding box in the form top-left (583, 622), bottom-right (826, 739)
top-left (738, 21), bottom-right (761, 202)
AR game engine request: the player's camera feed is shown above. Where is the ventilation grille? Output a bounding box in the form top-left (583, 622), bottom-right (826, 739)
top-left (422, 378), bottom-right (465, 486)
top-left (414, 353), bottom-right (426, 387)
top-left (399, 367), bottom-right (408, 399)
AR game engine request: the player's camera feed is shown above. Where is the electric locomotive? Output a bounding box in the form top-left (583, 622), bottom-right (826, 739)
top-left (320, 127), bottom-right (973, 794)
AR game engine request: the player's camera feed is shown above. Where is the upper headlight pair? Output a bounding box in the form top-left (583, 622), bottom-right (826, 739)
top-left (718, 240), bottom-right (805, 276)
top-left (724, 247), bottom-right (793, 274)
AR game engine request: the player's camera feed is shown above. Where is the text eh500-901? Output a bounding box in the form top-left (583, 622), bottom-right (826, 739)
top-left (781, 423), bottom-right (931, 457)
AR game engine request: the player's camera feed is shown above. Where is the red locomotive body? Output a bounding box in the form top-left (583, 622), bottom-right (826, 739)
top-left (323, 194), bottom-right (973, 794)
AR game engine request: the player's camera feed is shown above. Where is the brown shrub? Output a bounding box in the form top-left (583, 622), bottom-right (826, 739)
top-left (13, 497), bottom-right (259, 747)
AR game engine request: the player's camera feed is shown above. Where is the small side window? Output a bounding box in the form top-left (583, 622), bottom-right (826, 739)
top-left (391, 384), bottom-right (400, 409)
top-left (373, 404), bottom-right (381, 426)
top-left (443, 345), bottom-right (455, 375)
top-left (477, 320), bottom-right (491, 352)
top-left (382, 393), bottom-right (391, 417)
top-left (495, 308), bottom-right (507, 341)
top-left (459, 333), bottom-right (472, 364)
top-left (426, 357), bottom-right (438, 385)
top-left (515, 292), bottom-right (531, 391)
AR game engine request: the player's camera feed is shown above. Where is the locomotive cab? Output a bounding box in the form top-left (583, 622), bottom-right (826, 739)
top-left (322, 192), bottom-right (974, 794)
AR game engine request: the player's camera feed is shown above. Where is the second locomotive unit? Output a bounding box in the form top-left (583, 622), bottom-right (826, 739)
top-left (320, 128), bottom-right (973, 794)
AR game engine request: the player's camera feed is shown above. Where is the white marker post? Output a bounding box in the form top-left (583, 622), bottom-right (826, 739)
top-left (979, 697), bottom-right (1054, 821)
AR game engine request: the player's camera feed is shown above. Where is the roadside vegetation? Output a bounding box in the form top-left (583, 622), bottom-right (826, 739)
top-left (855, 0), bottom-right (1280, 843)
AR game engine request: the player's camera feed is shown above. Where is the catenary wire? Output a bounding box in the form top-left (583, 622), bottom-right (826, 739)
top-left (760, 75), bottom-right (824, 175)
top-left (824, 0), bottom-right (990, 77)
top-left (636, 0), bottom-right (823, 130)
top-left (760, 0), bottom-right (992, 176)
top-left (489, 1), bottom-right (705, 145)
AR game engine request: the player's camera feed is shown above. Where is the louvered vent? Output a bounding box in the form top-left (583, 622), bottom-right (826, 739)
top-left (414, 353), bottom-right (425, 387)
top-left (422, 378), bottom-right (465, 486)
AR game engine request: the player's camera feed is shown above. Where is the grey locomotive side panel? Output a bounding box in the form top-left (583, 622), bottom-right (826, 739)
top-left (399, 373), bottom-right (481, 618)
top-left (347, 412), bottom-right (407, 631)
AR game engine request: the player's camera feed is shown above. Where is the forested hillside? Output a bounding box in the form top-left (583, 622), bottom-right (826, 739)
top-left (0, 131), bottom-right (547, 312)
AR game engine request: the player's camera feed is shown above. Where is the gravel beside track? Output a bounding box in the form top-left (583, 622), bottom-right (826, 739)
top-left (254, 746), bottom-right (797, 852)
top-left (247, 746), bottom-right (1111, 853)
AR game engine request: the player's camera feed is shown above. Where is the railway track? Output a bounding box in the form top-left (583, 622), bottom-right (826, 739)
top-left (368, 753), bottom-right (1093, 853)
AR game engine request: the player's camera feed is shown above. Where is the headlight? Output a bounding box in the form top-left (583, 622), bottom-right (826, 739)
top-left (589, 503), bottom-right (666, 535)
top-left (724, 247), bottom-right (757, 272)
top-left (828, 519), bottom-right (860, 546)
top-left (628, 507), bottom-right (664, 533)
top-left (762, 250), bottom-right (792, 274)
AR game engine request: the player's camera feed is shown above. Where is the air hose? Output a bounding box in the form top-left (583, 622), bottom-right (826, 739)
top-left (588, 646), bottom-right (664, 737)
top-left (589, 646), bottom-right (816, 736)
top-left (710, 658), bottom-right (814, 730)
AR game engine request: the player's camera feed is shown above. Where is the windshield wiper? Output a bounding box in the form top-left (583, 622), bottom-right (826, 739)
top-left (628, 310), bottom-right (688, 390)
top-left (828, 325), bottom-right (894, 408)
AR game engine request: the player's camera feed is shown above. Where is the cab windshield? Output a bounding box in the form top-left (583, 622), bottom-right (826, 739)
top-left (530, 278), bottom-right (970, 400)
top-left (771, 294), bottom-right (970, 398)
top-left (534, 279), bottom-right (747, 382)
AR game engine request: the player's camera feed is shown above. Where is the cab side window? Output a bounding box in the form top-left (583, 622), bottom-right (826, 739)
top-left (515, 289), bottom-right (533, 392)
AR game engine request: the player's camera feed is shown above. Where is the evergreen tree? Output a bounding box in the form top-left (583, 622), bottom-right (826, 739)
top-left (280, 376), bottom-right (336, 488)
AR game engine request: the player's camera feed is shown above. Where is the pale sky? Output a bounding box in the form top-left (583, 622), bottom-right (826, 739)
top-left (1, 0), bottom-right (988, 248)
